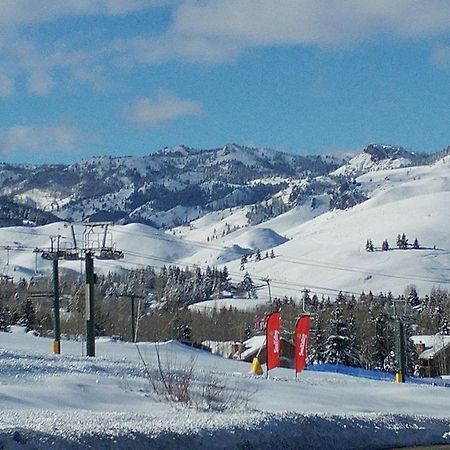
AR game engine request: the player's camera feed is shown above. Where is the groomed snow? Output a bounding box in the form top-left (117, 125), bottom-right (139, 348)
top-left (1, 330), bottom-right (450, 449)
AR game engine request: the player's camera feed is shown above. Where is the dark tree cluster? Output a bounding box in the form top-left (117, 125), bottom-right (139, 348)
top-left (366, 234), bottom-right (422, 252)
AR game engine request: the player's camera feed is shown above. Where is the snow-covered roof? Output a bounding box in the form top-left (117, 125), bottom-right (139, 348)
top-left (240, 335), bottom-right (266, 360)
top-left (411, 334), bottom-right (450, 360)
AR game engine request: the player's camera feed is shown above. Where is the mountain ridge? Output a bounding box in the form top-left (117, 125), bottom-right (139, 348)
top-left (0, 142), bottom-right (447, 229)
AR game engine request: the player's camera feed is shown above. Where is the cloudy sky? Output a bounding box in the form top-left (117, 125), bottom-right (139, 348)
top-left (0, 0), bottom-right (449, 163)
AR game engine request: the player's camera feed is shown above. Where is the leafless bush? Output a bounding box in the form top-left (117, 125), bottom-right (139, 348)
top-left (136, 343), bottom-right (254, 410)
top-left (196, 370), bottom-right (253, 411)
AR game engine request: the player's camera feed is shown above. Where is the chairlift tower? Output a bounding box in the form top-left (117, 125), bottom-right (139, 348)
top-left (390, 298), bottom-right (414, 383)
top-left (34, 223), bottom-right (123, 357)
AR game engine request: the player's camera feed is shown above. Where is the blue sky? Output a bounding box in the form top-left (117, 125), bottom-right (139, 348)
top-left (0, 1), bottom-right (449, 164)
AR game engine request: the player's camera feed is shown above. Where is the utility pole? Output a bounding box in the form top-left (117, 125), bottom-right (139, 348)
top-left (52, 258), bottom-right (61, 354)
top-left (395, 319), bottom-right (407, 382)
top-left (81, 223), bottom-right (123, 356)
top-left (85, 251), bottom-right (96, 357)
top-left (262, 277), bottom-right (272, 302)
top-left (35, 236), bottom-right (63, 354)
top-left (392, 299), bottom-right (409, 383)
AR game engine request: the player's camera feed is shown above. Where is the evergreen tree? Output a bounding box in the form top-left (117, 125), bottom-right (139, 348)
top-left (309, 315), bottom-right (326, 364)
top-left (382, 239), bottom-right (389, 251)
top-left (407, 287), bottom-right (420, 307)
top-left (323, 305), bottom-right (360, 366)
top-left (413, 237), bottom-right (420, 249)
top-left (240, 272), bottom-right (257, 299)
top-left (406, 332), bottom-right (418, 374)
top-left (401, 233), bottom-right (408, 249)
top-left (19, 297), bottom-right (36, 331)
top-left (440, 318), bottom-right (450, 335)
top-left (302, 289), bottom-right (311, 310)
top-left (370, 313), bottom-right (390, 370)
top-left (255, 249), bottom-right (261, 261)
top-left (269, 249), bottom-right (275, 259)
top-left (0, 306), bottom-right (8, 331)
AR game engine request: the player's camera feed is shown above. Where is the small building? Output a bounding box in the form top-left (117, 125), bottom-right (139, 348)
top-left (238, 335), bottom-right (295, 368)
top-left (411, 334), bottom-right (450, 377)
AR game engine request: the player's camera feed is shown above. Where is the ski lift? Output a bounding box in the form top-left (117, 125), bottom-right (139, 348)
top-left (95, 247), bottom-right (124, 260)
top-left (41, 251), bottom-right (56, 261)
top-left (63, 250), bottom-right (80, 261)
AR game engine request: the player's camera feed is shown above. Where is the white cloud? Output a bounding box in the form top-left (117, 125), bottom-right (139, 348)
top-left (110, 34), bottom-right (240, 66)
top-left (0, 0), bottom-right (170, 26)
top-left (0, 72), bottom-right (14, 96)
top-left (0, 125), bottom-right (81, 154)
top-left (27, 69), bottom-right (53, 95)
top-left (1, 1), bottom-right (449, 96)
top-left (125, 91), bottom-right (203, 127)
top-left (172, 1), bottom-right (450, 47)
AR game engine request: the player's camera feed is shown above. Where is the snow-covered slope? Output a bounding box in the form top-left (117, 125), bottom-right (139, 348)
top-left (332, 143), bottom-right (427, 177)
top-left (0, 156), bottom-right (448, 298)
top-left (174, 156), bottom-right (450, 297)
top-left (1, 330), bottom-right (450, 449)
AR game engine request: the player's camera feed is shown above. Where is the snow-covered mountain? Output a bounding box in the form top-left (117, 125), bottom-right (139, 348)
top-left (332, 143), bottom-right (433, 177)
top-left (0, 144), bottom-right (340, 228)
top-left (0, 142), bottom-right (446, 229)
top-left (0, 143), bottom-right (448, 297)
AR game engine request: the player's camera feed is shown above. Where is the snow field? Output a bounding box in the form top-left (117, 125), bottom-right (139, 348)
top-left (1, 330), bottom-right (450, 448)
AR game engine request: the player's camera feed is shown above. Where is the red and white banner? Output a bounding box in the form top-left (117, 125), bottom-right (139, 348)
top-left (294, 315), bottom-right (311, 374)
top-left (266, 311), bottom-right (281, 371)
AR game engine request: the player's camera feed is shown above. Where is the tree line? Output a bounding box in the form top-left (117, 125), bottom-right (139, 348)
top-left (0, 268), bottom-right (448, 376)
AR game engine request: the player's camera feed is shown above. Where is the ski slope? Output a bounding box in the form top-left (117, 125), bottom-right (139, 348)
top-left (1, 328), bottom-right (450, 449)
top-left (0, 157), bottom-right (448, 299)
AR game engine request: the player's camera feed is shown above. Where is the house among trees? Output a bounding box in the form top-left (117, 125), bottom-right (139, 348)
top-left (237, 335), bottom-right (295, 368)
top-left (412, 334), bottom-right (450, 377)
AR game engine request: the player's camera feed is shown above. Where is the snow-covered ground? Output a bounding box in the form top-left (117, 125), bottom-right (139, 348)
top-left (0, 157), bottom-right (448, 299)
top-left (1, 328), bottom-right (450, 449)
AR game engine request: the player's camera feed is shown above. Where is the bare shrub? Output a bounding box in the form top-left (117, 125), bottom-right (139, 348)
top-left (196, 370), bottom-right (253, 411)
top-left (136, 343), bottom-right (254, 410)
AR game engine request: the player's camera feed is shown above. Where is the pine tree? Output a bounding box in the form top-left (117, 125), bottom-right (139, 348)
top-left (323, 305), bottom-right (360, 366)
top-left (413, 237), bottom-right (420, 249)
top-left (382, 239), bottom-right (389, 251)
top-left (401, 233), bottom-right (408, 249)
top-left (440, 318), bottom-right (450, 335)
top-left (370, 313), bottom-right (390, 370)
top-left (240, 272), bottom-right (257, 299)
top-left (309, 315), bottom-right (326, 364)
top-left (255, 249), bottom-right (261, 261)
top-left (0, 306), bottom-right (8, 331)
top-left (407, 287), bottom-right (420, 307)
top-left (19, 297), bottom-right (36, 331)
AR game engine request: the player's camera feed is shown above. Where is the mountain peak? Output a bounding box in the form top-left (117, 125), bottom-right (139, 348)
top-left (364, 143), bottom-right (413, 161)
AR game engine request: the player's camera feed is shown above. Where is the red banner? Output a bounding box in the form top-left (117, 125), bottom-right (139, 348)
top-left (295, 315), bottom-right (311, 374)
top-left (266, 311), bottom-right (281, 371)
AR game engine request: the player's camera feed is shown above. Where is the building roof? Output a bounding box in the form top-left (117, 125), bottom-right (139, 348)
top-left (411, 334), bottom-right (450, 360)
